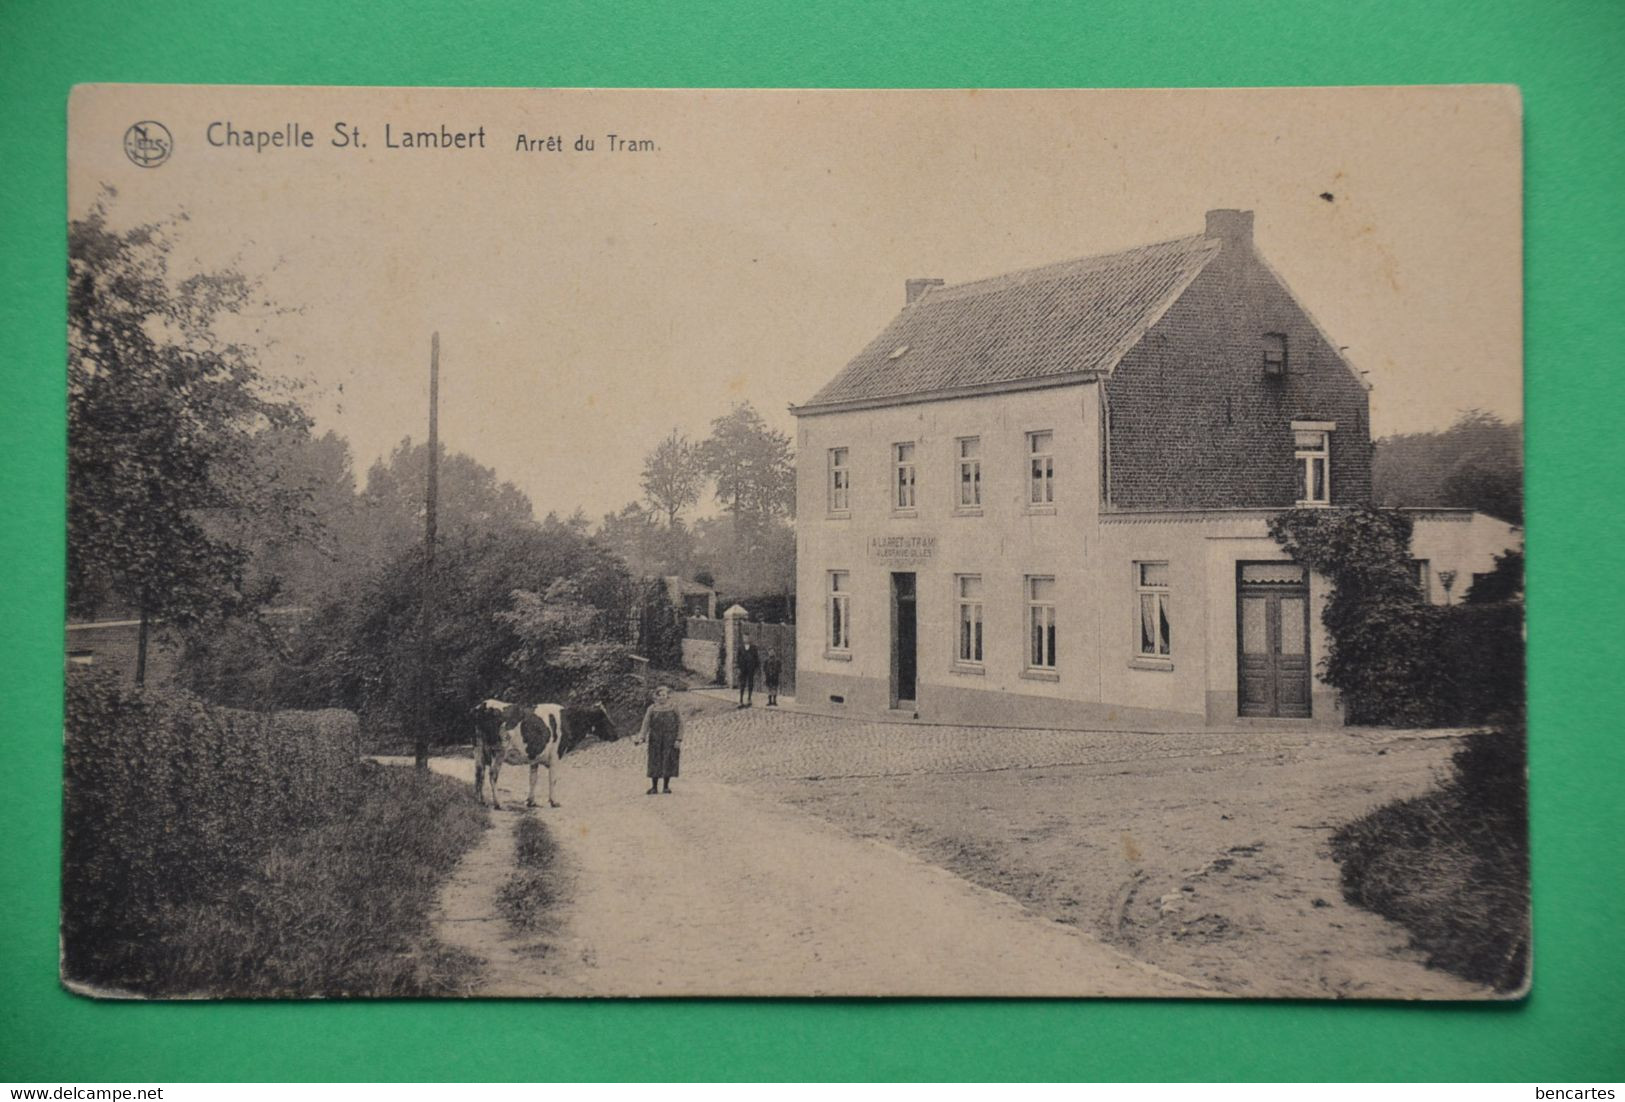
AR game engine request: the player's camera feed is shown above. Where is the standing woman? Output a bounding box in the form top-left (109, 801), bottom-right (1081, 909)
top-left (634, 684), bottom-right (682, 795)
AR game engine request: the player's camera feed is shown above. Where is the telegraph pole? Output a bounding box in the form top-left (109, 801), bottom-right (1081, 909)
top-left (415, 332), bottom-right (440, 771)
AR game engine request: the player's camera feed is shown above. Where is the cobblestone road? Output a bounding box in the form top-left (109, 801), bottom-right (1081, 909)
top-left (568, 695), bottom-right (1416, 782)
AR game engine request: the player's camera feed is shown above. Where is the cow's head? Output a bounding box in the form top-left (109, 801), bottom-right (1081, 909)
top-left (471, 699), bottom-right (510, 744)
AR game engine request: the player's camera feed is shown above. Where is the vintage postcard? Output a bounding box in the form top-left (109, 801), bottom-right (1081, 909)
top-left (63, 85), bottom-right (1525, 999)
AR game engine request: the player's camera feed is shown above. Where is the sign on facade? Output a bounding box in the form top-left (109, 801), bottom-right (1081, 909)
top-left (868, 535), bottom-right (937, 564)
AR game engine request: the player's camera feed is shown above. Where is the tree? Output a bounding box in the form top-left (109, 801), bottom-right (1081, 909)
top-left (697, 402), bottom-right (796, 526)
top-left (68, 195), bottom-right (311, 682)
top-left (541, 507), bottom-right (593, 536)
top-left (691, 514), bottom-right (795, 598)
top-left (641, 428), bottom-right (705, 527)
top-left (244, 427), bottom-right (362, 604)
top-left (1373, 410), bottom-right (1523, 524)
top-left (357, 437), bottom-right (534, 569)
top-left (596, 502), bottom-right (694, 578)
top-left (280, 524), bottom-right (633, 741)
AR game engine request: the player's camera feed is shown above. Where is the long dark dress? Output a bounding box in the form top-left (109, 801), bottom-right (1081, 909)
top-left (644, 705), bottom-right (681, 779)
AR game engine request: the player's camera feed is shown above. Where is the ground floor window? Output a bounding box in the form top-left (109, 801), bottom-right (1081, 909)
top-left (1026, 575), bottom-right (1056, 670)
top-left (1136, 561), bottom-right (1171, 658)
top-left (827, 571), bottom-right (851, 652)
top-left (1410, 559), bottom-right (1431, 601)
top-left (956, 574), bottom-right (984, 664)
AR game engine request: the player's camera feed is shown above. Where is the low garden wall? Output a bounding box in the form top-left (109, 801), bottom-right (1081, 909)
top-left (681, 636), bottom-right (720, 680)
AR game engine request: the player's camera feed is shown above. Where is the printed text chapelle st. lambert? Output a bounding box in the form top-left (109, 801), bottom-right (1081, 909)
top-left (203, 121), bottom-right (657, 154)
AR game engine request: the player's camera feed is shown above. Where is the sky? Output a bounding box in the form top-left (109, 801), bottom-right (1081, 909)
top-left (69, 85), bottom-right (1522, 520)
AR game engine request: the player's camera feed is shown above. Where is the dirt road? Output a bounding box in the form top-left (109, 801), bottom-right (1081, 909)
top-left (429, 755), bottom-right (1202, 997)
top-left (425, 699), bottom-right (1484, 998)
top-left (763, 738), bottom-right (1485, 999)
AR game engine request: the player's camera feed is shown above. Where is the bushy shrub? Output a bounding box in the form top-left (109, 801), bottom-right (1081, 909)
top-left (1331, 716), bottom-right (1529, 992)
top-left (1269, 506), bottom-right (1525, 726)
top-left (1269, 507), bottom-right (1440, 725)
top-left (541, 641), bottom-right (634, 704)
top-left (1433, 602), bottom-right (1526, 726)
top-left (173, 614), bottom-right (304, 710)
top-left (1464, 548), bottom-right (1524, 604)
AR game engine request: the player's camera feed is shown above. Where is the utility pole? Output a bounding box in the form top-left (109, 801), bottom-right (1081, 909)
top-left (416, 332), bottom-right (440, 771)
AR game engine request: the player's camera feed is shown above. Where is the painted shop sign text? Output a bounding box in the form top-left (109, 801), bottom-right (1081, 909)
top-left (868, 535), bottom-right (937, 563)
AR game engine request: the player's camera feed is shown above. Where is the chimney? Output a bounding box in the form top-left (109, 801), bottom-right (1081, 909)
top-left (1204, 209), bottom-right (1254, 247)
top-left (905, 277), bottom-right (944, 305)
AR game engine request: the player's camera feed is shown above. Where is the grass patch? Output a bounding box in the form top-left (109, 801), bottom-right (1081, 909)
top-left (495, 816), bottom-right (559, 935)
top-left (1330, 723), bottom-right (1529, 992)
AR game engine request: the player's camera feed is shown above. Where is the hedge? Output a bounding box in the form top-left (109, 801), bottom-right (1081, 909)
top-left (62, 672), bottom-right (363, 992)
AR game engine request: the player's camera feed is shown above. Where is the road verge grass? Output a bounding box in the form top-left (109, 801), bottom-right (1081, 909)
top-left (1330, 722), bottom-right (1529, 992)
top-left (495, 816), bottom-right (559, 934)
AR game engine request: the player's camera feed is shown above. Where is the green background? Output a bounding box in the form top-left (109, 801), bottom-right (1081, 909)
top-left (3, 0), bottom-right (1622, 1082)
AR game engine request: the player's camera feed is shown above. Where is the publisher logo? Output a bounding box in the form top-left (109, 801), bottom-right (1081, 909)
top-left (123, 121), bottom-right (173, 168)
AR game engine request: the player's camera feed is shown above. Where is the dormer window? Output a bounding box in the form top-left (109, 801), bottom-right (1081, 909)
top-left (1292, 420), bottom-right (1335, 506)
top-left (1263, 333), bottom-right (1287, 377)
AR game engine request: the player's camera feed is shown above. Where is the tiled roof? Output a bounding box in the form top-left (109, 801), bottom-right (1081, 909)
top-left (798, 233), bottom-right (1221, 411)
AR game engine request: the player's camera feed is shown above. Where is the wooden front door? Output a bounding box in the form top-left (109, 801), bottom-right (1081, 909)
top-left (1237, 563), bottom-right (1311, 719)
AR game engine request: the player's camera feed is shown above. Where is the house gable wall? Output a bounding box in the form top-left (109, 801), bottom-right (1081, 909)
top-left (1104, 242), bottom-right (1374, 510)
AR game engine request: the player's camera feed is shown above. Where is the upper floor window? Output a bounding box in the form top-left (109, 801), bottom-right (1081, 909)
top-left (957, 436), bottom-right (982, 509)
top-left (1292, 421), bottom-right (1335, 506)
top-left (956, 574), bottom-right (984, 665)
top-left (894, 442), bottom-right (917, 511)
top-left (1136, 562), bottom-right (1171, 659)
top-left (1026, 575), bottom-right (1057, 671)
top-left (828, 447), bottom-right (850, 513)
top-left (1027, 430), bottom-right (1054, 506)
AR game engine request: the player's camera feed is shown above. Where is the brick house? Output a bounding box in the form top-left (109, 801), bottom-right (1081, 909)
top-left (790, 209), bottom-right (1494, 728)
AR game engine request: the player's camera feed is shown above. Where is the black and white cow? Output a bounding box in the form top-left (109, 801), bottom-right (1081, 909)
top-left (471, 699), bottom-right (618, 810)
